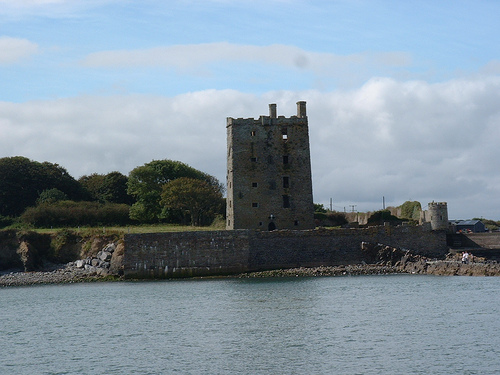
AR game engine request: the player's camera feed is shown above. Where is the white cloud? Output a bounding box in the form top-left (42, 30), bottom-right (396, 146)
top-left (0, 0), bottom-right (118, 17)
top-left (0, 37), bottom-right (38, 64)
top-left (1, 75), bottom-right (500, 219)
top-left (0, 0), bottom-right (66, 5)
top-left (81, 42), bottom-right (411, 78)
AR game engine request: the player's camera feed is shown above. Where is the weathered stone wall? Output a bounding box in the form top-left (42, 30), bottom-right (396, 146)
top-left (462, 233), bottom-right (500, 249)
top-left (123, 230), bottom-right (251, 278)
top-left (123, 226), bottom-right (448, 279)
top-left (247, 226), bottom-right (447, 272)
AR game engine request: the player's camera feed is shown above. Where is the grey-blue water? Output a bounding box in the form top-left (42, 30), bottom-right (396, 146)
top-left (1, 275), bottom-right (499, 375)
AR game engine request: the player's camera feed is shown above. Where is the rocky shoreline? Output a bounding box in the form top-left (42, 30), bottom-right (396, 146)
top-left (237, 264), bottom-right (404, 278)
top-left (3, 259), bottom-right (500, 287)
top-left (237, 260), bottom-right (500, 278)
top-left (0, 262), bottom-right (123, 287)
top-left (2, 241), bottom-right (500, 287)
top-left (0, 242), bottom-right (124, 287)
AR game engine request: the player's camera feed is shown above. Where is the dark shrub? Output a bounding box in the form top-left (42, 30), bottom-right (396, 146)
top-left (367, 210), bottom-right (402, 226)
top-left (20, 201), bottom-right (134, 227)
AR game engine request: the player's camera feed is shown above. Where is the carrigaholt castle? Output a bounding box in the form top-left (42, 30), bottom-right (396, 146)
top-left (123, 102), bottom-right (450, 279)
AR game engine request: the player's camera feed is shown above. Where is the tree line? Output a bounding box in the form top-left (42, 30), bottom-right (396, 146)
top-left (0, 156), bottom-right (225, 228)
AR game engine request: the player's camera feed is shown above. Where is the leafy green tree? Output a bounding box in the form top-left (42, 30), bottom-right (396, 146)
top-left (0, 215), bottom-right (13, 228)
top-left (160, 177), bottom-right (224, 226)
top-left (37, 188), bottom-right (68, 205)
top-left (314, 203), bottom-right (327, 213)
top-left (79, 171), bottom-right (133, 204)
top-left (127, 159), bottom-right (222, 223)
top-left (79, 173), bottom-right (105, 201)
top-left (0, 156), bottom-right (88, 217)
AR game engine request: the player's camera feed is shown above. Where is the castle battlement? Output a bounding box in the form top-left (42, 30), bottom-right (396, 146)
top-left (428, 202), bottom-right (447, 207)
top-left (227, 102), bottom-right (307, 128)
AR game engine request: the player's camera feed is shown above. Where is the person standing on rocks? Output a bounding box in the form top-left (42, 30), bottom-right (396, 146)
top-left (462, 251), bottom-right (469, 264)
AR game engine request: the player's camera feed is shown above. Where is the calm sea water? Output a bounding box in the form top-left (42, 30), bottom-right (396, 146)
top-left (1, 275), bottom-right (499, 375)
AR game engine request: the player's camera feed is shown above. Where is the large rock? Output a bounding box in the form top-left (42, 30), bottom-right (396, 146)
top-left (99, 251), bottom-right (112, 262)
top-left (110, 242), bottom-right (125, 275)
top-left (103, 243), bottom-right (116, 253)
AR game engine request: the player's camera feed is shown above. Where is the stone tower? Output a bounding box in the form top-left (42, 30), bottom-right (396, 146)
top-left (423, 201), bottom-right (449, 230)
top-left (226, 102), bottom-right (315, 230)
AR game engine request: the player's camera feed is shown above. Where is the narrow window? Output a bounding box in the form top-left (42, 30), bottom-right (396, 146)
top-left (283, 195), bottom-right (290, 208)
top-left (283, 176), bottom-right (289, 189)
top-left (252, 202), bottom-right (259, 208)
top-left (252, 182), bottom-right (258, 188)
top-left (283, 155), bottom-right (289, 164)
top-left (250, 157), bottom-right (257, 162)
top-left (259, 222), bottom-right (263, 226)
top-left (282, 127), bottom-right (288, 141)
top-left (251, 130), bottom-right (256, 136)
top-left (294, 220), bottom-right (299, 226)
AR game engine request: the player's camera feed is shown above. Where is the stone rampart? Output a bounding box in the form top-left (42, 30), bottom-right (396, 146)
top-left (123, 230), bottom-right (251, 278)
top-left (123, 226), bottom-right (448, 279)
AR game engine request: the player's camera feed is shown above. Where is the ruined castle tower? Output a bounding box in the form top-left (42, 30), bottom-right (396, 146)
top-left (226, 102), bottom-right (315, 230)
top-left (421, 201), bottom-right (449, 230)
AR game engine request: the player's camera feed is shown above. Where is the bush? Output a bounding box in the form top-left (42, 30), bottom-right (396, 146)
top-left (314, 211), bottom-right (348, 227)
top-left (0, 215), bottom-right (14, 228)
top-left (20, 201), bottom-right (134, 228)
top-left (37, 188), bottom-right (69, 205)
top-left (367, 210), bottom-right (402, 226)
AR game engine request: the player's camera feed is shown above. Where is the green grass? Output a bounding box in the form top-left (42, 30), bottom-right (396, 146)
top-left (26, 223), bottom-right (224, 236)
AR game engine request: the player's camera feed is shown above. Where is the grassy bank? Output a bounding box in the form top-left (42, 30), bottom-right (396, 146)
top-left (23, 223), bottom-right (224, 236)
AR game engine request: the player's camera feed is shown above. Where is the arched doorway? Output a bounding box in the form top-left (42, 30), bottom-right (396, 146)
top-left (268, 222), bottom-right (276, 231)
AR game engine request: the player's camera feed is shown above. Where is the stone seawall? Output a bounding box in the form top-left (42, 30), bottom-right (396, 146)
top-left (123, 226), bottom-right (448, 279)
top-left (123, 230), bottom-right (251, 278)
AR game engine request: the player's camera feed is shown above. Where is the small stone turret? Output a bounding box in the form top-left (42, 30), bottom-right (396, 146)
top-left (297, 101), bottom-right (307, 118)
top-left (269, 103), bottom-right (277, 118)
top-left (424, 201), bottom-right (449, 230)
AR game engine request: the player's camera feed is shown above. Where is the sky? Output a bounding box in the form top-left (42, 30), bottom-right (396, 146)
top-left (1, 0), bottom-right (500, 220)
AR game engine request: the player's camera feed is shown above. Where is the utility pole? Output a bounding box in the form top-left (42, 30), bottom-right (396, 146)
top-left (330, 198), bottom-right (333, 211)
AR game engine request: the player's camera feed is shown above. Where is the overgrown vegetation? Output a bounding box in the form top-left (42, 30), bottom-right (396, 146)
top-left (399, 201), bottom-right (422, 220)
top-left (127, 159), bottom-right (224, 223)
top-left (0, 156), bottom-right (89, 217)
top-left (314, 211), bottom-right (348, 227)
top-left (20, 201), bottom-right (134, 228)
top-left (161, 177), bottom-right (224, 226)
top-left (0, 157), bottom-right (225, 229)
top-left (367, 210), bottom-right (403, 225)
